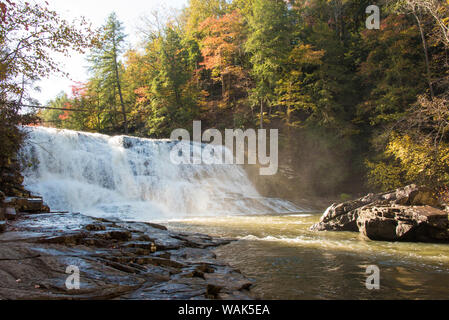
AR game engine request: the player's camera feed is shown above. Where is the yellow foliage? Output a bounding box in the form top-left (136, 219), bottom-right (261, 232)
top-left (367, 133), bottom-right (449, 191)
top-left (366, 159), bottom-right (404, 191)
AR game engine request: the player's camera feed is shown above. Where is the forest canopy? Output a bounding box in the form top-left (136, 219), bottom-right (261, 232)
top-left (28, 0), bottom-right (449, 198)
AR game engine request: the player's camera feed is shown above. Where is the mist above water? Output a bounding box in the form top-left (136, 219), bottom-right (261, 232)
top-left (19, 126), bottom-right (302, 221)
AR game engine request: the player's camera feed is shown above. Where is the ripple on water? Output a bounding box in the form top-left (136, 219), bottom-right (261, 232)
top-left (166, 213), bottom-right (449, 299)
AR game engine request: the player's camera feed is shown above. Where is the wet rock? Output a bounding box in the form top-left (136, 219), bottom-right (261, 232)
top-left (37, 233), bottom-right (87, 246)
top-left (108, 230), bottom-right (132, 241)
top-left (197, 263), bottom-right (215, 274)
top-left (85, 224), bottom-right (106, 231)
top-left (4, 197), bottom-right (50, 214)
top-left (0, 221), bottom-right (6, 233)
top-left (125, 241), bottom-right (157, 253)
top-left (357, 205), bottom-right (449, 242)
top-left (311, 205), bottom-right (359, 232)
top-left (4, 207), bottom-right (17, 220)
top-left (311, 185), bottom-right (449, 243)
top-left (311, 192), bottom-right (384, 232)
top-left (18, 198), bottom-right (43, 212)
top-left (206, 284), bottom-right (222, 299)
top-left (144, 222), bottom-right (168, 231)
top-left (153, 252), bottom-right (171, 260)
top-left (136, 234), bottom-right (152, 242)
top-left (0, 212), bottom-right (252, 300)
top-left (204, 268), bottom-right (253, 293)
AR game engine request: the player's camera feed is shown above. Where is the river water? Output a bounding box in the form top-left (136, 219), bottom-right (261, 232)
top-left (166, 214), bottom-right (449, 300)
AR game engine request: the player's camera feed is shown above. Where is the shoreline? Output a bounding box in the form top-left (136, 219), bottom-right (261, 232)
top-left (0, 197), bottom-right (253, 300)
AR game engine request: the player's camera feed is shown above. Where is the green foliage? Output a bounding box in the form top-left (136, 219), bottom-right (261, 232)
top-left (38, 0), bottom-right (449, 197)
top-left (245, 0), bottom-right (292, 124)
top-left (142, 25), bottom-right (201, 137)
top-left (39, 93), bottom-right (69, 128)
top-left (357, 15), bottom-right (427, 127)
top-left (88, 12), bottom-right (128, 134)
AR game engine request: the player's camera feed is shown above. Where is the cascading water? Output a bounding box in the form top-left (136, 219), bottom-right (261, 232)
top-left (19, 126), bottom-right (302, 221)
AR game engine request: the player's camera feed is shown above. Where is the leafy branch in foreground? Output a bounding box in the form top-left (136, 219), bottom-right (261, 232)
top-left (0, 0), bottom-right (97, 189)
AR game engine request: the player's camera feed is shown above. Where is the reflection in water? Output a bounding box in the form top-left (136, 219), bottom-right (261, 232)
top-left (166, 214), bottom-right (449, 300)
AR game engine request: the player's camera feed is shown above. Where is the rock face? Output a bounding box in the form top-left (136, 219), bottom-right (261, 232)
top-left (0, 158), bottom-right (31, 198)
top-left (311, 185), bottom-right (449, 243)
top-left (0, 196), bottom-right (253, 300)
top-left (357, 205), bottom-right (449, 242)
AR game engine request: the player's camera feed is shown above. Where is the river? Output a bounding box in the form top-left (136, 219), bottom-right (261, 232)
top-left (166, 214), bottom-right (449, 300)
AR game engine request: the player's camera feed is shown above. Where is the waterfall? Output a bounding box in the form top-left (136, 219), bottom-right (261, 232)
top-left (19, 126), bottom-right (302, 221)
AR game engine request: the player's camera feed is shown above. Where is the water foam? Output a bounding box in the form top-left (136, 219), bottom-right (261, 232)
top-left (19, 126), bottom-right (302, 220)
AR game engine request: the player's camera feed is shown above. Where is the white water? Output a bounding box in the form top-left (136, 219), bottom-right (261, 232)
top-left (19, 126), bottom-right (302, 221)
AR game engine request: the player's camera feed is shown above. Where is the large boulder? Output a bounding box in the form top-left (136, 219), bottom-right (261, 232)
top-left (357, 205), bottom-right (449, 242)
top-left (311, 192), bottom-right (382, 231)
top-left (311, 185), bottom-right (449, 243)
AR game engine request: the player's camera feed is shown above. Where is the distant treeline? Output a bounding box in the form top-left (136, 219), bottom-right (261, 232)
top-left (34, 0), bottom-right (449, 198)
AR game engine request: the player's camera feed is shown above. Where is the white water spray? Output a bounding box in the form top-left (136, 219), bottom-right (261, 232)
top-left (19, 127), bottom-right (302, 221)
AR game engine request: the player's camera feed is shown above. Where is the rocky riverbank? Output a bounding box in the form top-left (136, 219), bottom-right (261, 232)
top-left (0, 195), bottom-right (253, 300)
top-left (311, 185), bottom-right (449, 243)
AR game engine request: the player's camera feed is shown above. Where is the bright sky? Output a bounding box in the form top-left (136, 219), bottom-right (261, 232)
top-left (34, 0), bottom-right (188, 105)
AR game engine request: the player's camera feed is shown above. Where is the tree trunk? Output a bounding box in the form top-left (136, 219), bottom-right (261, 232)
top-left (260, 99), bottom-right (264, 129)
top-left (221, 74), bottom-right (225, 100)
top-left (114, 58), bottom-right (128, 135)
top-left (413, 11), bottom-right (435, 100)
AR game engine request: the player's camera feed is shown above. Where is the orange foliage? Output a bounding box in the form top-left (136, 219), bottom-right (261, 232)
top-left (71, 82), bottom-right (87, 98)
top-left (198, 10), bottom-right (244, 79)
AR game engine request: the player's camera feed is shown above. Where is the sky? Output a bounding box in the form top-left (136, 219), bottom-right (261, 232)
top-left (34, 0), bottom-right (188, 105)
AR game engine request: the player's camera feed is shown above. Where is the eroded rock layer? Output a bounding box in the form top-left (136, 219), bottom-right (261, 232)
top-left (0, 197), bottom-right (252, 300)
top-left (311, 185), bottom-right (449, 243)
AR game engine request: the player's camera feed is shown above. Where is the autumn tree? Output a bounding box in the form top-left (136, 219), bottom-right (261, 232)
top-left (39, 92), bottom-right (70, 128)
top-left (185, 0), bottom-right (230, 34)
top-left (389, 0), bottom-right (438, 98)
top-left (89, 12), bottom-right (129, 134)
top-left (0, 0), bottom-right (94, 189)
top-left (276, 44), bottom-right (324, 128)
top-left (365, 2), bottom-right (449, 191)
top-left (127, 24), bottom-right (203, 138)
top-left (245, 0), bottom-right (292, 128)
top-left (199, 10), bottom-right (248, 104)
top-left (358, 15), bottom-right (427, 127)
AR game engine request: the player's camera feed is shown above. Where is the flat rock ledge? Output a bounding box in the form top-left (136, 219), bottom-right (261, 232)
top-left (0, 196), bottom-right (253, 300)
top-left (311, 185), bottom-right (449, 243)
